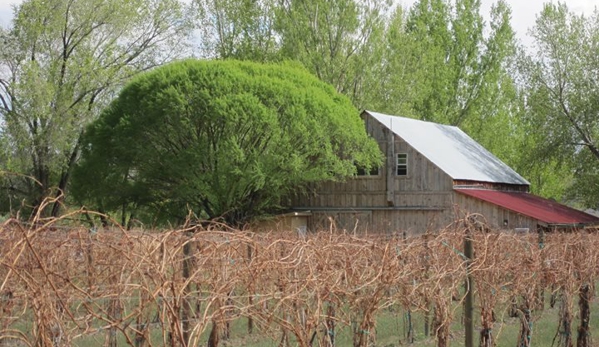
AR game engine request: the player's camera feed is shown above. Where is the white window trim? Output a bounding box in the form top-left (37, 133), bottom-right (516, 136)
top-left (397, 153), bottom-right (408, 176)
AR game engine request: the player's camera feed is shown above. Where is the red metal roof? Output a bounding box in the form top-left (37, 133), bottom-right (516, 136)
top-left (455, 189), bottom-right (599, 226)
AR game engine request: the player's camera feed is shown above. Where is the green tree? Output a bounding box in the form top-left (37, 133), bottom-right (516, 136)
top-left (72, 60), bottom-right (382, 226)
top-left (274, 0), bottom-right (391, 106)
top-left (192, 0), bottom-right (391, 109)
top-left (360, 6), bottom-right (426, 116)
top-left (404, 0), bottom-right (516, 129)
top-left (511, 80), bottom-right (572, 200)
top-left (362, 0), bottom-right (523, 175)
top-left (194, 0), bottom-right (279, 61)
top-left (520, 3), bottom-right (599, 206)
top-left (0, 0), bottom-right (192, 217)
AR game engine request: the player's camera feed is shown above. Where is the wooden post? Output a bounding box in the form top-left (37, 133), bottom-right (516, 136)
top-left (423, 232), bottom-right (431, 337)
top-left (405, 310), bottom-right (414, 344)
top-left (464, 229), bottom-right (474, 347)
top-left (247, 244), bottom-right (254, 335)
top-left (402, 231), bottom-right (414, 344)
top-left (182, 232), bottom-right (193, 346)
top-left (537, 229), bottom-right (546, 311)
top-left (577, 284), bottom-right (591, 347)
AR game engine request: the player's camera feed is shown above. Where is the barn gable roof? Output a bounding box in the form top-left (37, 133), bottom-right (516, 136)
top-left (365, 110), bottom-right (530, 186)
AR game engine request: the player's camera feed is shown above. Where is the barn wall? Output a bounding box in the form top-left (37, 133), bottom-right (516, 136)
top-left (251, 213), bottom-right (310, 233)
top-left (452, 193), bottom-right (538, 231)
top-left (391, 135), bottom-right (454, 194)
top-left (290, 113), bottom-right (540, 235)
top-left (291, 113), bottom-right (454, 210)
top-left (290, 113), bottom-right (458, 234)
top-left (308, 209), bottom-right (454, 236)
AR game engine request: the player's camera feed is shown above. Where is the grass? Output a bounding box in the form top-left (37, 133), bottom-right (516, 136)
top-left (2, 290), bottom-right (578, 346)
top-left (212, 295), bottom-right (599, 347)
top-left (2, 295), bottom-right (599, 347)
top-left (5, 289), bottom-right (599, 346)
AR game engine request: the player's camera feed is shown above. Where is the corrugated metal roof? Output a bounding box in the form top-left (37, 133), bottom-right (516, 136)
top-left (455, 189), bottom-right (599, 226)
top-left (365, 110), bottom-right (530, 185)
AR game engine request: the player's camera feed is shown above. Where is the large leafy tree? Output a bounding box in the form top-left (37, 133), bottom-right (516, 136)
top-left (405, 0), bottom-right (517, 128)
top-left (360, 6), bottom-right (426, 116)
top-left (194, 0), bottom-right (391, 109)
top-left (274, 0), bottom-right (391, 106)
top-left (365, 0), bottom-right (523, 173)
top-left (72, 60), bottom-right (382, 226)
top-left (389, 0), bottom-right (573, 201)
top-left (194, 0), bottom-right (279, 61)
top-left (0, 0), bottom-right (192, 217)
top-left (520, 3), bottom-right (599, 207)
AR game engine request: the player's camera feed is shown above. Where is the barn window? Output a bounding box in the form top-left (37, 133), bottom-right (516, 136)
top-left (397, 153), bottom-right (408, 176)
top-left (356, 163), bottom-right (379, 176)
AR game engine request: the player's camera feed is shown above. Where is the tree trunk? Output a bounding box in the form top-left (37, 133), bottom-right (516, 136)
top-left (181, 233), bottom-right (193, 346)
top-left (322, 304), bottom-right (336, 347)
top-left (106, 297), bottom-right (121, 347)
top-left (247, 245), bottom-right (254, 335)
top-left (353, 318), bottom-right (375, 347)
top-left (434, 302), bottom-right (449, 347)
top-left (479, 327), bottom-right (493, 347)
top-left (31, 162), bottom-right (50, 218)
top-left (49, 131), bottom-right (83, 217)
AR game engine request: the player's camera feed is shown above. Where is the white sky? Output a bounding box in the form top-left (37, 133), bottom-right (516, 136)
top-left (0, 0), bottom-right (597, 46)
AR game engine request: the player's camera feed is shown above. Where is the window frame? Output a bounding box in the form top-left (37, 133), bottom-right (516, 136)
top-left (355, 163), bottom-right (380, 177)
top-left (396, 153), bottom-right (408, 176)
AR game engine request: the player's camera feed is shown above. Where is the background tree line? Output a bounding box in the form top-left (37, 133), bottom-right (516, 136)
top-left (0, 0), bottom-right (597, 225)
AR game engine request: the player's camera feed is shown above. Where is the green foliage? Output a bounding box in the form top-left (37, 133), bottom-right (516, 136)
top-left (520, 3), bottom-right (599, 207)
top-left (195, 0), bottom-right (279, 61)
top-left (359, 6), bottom-right (420, 116)
top-left (72, 60), bottom-right (382, 225)
top-left (5, 0), bottom-right (597, 216)
top-left (404, 0), bottom-right (516, 127)
top-left (0, 0), bottom-right (192, 217)
top-left (274, 0), bottom-right (391, 106)
top-left (367, 0), bottom-right (524, 179)
top-left (195, 0), bottom-right (391, 108)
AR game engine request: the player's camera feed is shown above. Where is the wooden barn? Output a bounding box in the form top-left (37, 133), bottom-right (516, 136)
top-left (289, 110), bottom-right (599, 234)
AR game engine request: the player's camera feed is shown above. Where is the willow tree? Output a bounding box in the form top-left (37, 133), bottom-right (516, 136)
top-left (72, 60), bottom-right (382, 226)
top-left (520, 3), bottom-right (599, 207)
top-left (0, 0), bottom-right (192, 217)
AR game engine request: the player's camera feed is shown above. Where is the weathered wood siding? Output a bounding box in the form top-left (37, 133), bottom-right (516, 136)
top-left (292, 113), bottom-right (454, 210)
top-left (308, 209), bottom-right (454, 235)
top-left (452, 193), bottom-right (538, 231)
top-left (289, 113), bottom-right (458, 234)
top-left (289, 113), bottom-right (540, 234)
